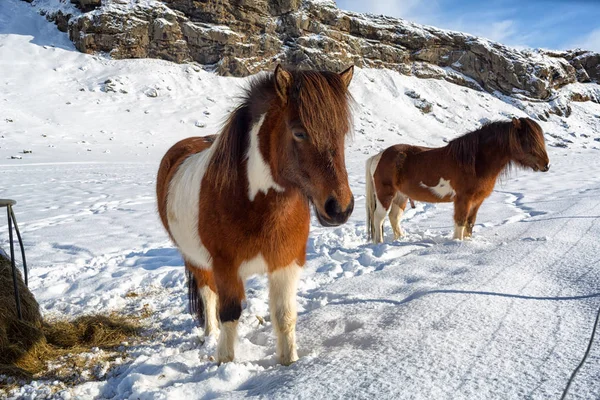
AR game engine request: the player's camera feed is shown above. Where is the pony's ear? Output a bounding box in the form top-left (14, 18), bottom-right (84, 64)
top-left (339, 65), bottom-right (354, 88)
top-left (274, 64), bottom-right (292, 103)
top-left (512, 117), bottom-right (522, 130)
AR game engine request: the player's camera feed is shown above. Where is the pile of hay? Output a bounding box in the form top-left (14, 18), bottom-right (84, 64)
top-left (0, 253), bottom-right (142, 383)
top-left (0, 253), bottom-right (43, 378)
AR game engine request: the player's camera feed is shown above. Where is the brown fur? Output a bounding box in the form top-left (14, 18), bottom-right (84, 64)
top-left (206, 69), bottom-right (353, 196)
top-left (156, 65), bottom-right (354, 361)
top-left (368, 117), bottom-right (550, 241)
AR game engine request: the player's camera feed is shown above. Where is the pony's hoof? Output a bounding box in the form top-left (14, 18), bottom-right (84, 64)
top-left (280, 354), bottom-right (299, 366)
top-left (216, 354), bottom-right (234, 364)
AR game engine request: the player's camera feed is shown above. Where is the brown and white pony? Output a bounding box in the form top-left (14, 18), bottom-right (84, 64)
top-left (366, 117), bottom-right (550, 243)
top-left (156, 65), bottom-right (355, 365)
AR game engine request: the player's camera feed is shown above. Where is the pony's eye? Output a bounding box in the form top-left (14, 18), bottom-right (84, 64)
top-left (293, 131), bottom-right (308, 142)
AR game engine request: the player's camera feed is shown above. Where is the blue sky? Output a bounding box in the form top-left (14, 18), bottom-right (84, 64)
top-left (336, 0), bottom-right (600, 52)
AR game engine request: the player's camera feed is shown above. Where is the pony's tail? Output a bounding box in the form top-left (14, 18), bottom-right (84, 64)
top-left (186, 268), bottom-right (205, 326)
top-left (365, 154), bottom-right (378, 243)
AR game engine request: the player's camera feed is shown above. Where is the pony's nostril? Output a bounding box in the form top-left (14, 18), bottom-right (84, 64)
top-left (544, 164), bottom-right (550, 171)
top-left (345, 196), bottom-right (355, 215)
top-left (324, 196), bottom-right (341, 218)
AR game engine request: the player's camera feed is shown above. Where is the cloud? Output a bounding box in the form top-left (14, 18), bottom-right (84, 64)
top-left (336, 0), bottom-right (439, 22)
top-left (338, 1), bottom-right (518, 44)
top-left (336, 0), bottom-right (600, 51)
top-left (459, 19), bottom-right (518, 43)
top-left (568, 28), bottom-right (600, 52)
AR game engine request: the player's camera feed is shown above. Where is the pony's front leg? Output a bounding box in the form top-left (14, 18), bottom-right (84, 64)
top-left (214, 267), bottom-right (245, 364)
top-left (186, 264), bottom-right (219, 337)
top-left (465, 199), bottom-right (484, 238)
top-left (389, 194), bottom-right (408, 240)
top-left (200, 285), bottom-right (219, 336)
top-left (268, 263), bottom-right (301, 365)
top-left (453, 196), bottom-right (472, 240)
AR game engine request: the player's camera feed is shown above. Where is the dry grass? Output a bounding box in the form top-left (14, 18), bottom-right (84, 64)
top-left (0, 254), bottom-right (145, 388)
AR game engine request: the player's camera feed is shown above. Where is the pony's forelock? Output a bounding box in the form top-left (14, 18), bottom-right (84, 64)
top-left (206, 68), bottom-right (353, 193)
top-left (291, 70), bottom-right (353, 148)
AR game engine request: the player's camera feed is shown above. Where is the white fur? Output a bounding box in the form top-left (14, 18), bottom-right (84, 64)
top-left (216, 320), bottom-right (238, 363)
top-left (454, 224), bottom-right (465, 240)
top-left (366, 152), bottom-right (389, 244)
top-left (238, 253), bottom-right (269, 281)
top-left (200, 286), bottom-right (219, 337)
top-left (268, 263), bottom-right (301, 365)
top-left (167, 146), bottom-right (216, 269)
top-left (389, 203), bottom-right (404, 239)
top-left (246, 114), bottom-right (284, 202)
top-left (420, 177), bottom-right (456, 199)
top-left (373, 198), bottom-right (388, 244)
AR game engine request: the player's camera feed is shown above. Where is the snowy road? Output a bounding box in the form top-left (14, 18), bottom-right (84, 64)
top-left (2, 152), bottom-right (599, 399)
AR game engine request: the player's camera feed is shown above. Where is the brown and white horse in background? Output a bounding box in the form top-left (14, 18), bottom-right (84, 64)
top-left (366, 117), bottom-right (550, 243)
top-left (156, 65), bottom-right (355, 365)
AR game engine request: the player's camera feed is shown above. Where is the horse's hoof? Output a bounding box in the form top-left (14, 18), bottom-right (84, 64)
top-left (281, 357), bottom-right (298, 366)
top-left (280, 352), bottom-right (299, 366)
top-left (216, 355), bottom-right (234, 364)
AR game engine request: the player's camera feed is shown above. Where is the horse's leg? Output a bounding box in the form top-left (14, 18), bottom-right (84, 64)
top-left (465, 199), bottom-right (484, 238)
top-left (213, 264), bottom-right (245, 363)
top-left (186, 264), bottom-right (219, 337)
top-left (453, 195), bottom-right (472, 240)
top-left (268, 263), bottom-right (301, 365)
top-left (389, 193), bottom-right (408, 240)
top-left (373, 198), bottom-right (389, 244)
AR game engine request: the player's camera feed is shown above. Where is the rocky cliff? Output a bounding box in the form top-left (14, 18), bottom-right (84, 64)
top-left (37, 0), bottom-right (600, 103)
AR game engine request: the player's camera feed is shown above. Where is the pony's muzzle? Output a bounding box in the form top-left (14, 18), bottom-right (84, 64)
top-left (319, 195), bottom-right (354, 226)
top-left (542, 163), bottom-right (550, 172)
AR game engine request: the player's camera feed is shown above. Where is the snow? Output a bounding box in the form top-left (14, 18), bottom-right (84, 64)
top-left (1, 0), bottom-right (600, 398)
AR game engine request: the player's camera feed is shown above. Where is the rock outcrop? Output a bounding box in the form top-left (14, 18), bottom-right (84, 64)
top-left (38, 0), bottom-right (600, 102)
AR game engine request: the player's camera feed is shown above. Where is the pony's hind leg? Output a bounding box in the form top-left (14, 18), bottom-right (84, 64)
top-left (268, 263), bottom-right (301, 365)
top-left (186, 264), bottom-right (219, 338)
top-left (373, 200), bottom-right (388, 244)
top-left (389, 193), bottom-right (408, 240)
top-left (213, 265), bottom-right (245, 363)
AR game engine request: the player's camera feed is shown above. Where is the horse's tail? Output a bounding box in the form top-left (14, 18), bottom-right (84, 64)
top-left (365, 154), bottom-right (379, 242)
top-left (186, 268), bottom-right (205, 326)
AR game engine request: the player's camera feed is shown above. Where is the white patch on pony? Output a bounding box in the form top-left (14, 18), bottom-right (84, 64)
top-left (167, 145), bottom-right (216, 269)
top-left (368, 153), bottom-right (390, 217)
top-left (420, 177), bottom-right (456, 199)
top-left (200, 286), bottom-right (219, 337)
top-left (373, 196), bottom-right (388, 244)
top-left (238, 253), bottom-right (269, 281)
top-left (368, 152), bottom-right (383, 178)
top-left (216, 320), bottom-right (238, 363)
top-left (368, 152), bottom-right (390, 244)
top-left (268, 263), bottom-right (301, 365)
top-left (246, 114), bottom-right (284, 202)
top-left (454, 224), bottom-right (465, 240)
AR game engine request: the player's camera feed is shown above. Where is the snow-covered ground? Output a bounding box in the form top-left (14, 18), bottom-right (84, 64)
top-left (1, 0), bottom-right (600, 398)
